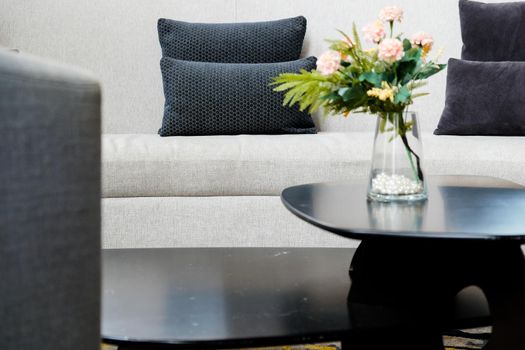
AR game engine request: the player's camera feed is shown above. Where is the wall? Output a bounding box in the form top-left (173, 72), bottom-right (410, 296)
top-left (0, 0), bottom-right (500, 133)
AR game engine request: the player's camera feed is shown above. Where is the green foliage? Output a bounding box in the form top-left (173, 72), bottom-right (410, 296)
top-left (271, 21), bottom-right (446, 119)
top-left (394, 86), bottom-right (411, 104)
top-left (271, 70), bottom-right (334, 113)
top-left (352, 23), bottom-right (362, 50)
top-left (359, 72), bottom-right (383, 87)
top-left (402, 39), bottom-right (412, 51)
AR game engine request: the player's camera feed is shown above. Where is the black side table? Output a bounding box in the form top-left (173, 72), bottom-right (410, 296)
top-left (281, 175), bottom-right (525, 350)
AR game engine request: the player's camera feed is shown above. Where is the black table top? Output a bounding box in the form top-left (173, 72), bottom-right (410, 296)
top-left (102, 248), bottom-right (491, 349)
top-left (281, 176), bottom-right (525, 242)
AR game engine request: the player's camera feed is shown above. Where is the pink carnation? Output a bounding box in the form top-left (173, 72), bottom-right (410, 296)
top-left (379, 6), bottom-right (404, 22)
top-left (378, 38), bottom-right (404, 64)
top-left (410, 31), bottom-right (434, 49)
top-left (316, 51), bottom-right (341, 76)
top-left (363, 21), bottom-right (386, 44)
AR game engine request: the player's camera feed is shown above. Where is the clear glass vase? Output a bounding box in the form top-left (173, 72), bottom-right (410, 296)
top-left (367, 111), bottom-right (427, 202)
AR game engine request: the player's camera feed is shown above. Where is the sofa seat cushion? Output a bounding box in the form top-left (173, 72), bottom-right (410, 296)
top-left (423, 135), bottom-right (525, 186)
top-left (102, 133), bottom-right (371, 197)
top-left (102, 133), bottom-right (525, 197)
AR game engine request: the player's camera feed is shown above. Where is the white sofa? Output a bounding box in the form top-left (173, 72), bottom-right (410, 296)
top-left (2, 0), bottom-right (524, 248)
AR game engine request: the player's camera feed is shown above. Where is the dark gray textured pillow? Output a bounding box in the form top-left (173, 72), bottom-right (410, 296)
top-left (460, 0), bottom-right (525, 61)
top-left (158, 17), bottom-right (306, 63)
top-left (435, 58), bottom-right (525, 136)
top-left (159, 57), bottom-right (317, 136)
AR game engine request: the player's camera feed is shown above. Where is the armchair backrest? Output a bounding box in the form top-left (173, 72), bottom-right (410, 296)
top-left (0, 49), bottom-right (101, 350)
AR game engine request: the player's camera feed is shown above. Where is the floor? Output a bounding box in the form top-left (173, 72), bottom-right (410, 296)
top-left (102, 327), bottom-right (490, 350)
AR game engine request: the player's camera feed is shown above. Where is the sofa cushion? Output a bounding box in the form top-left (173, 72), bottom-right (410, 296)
top-left (159, 57), bottom-right (317, 136)
top-left (158, 17), bottom-right (307, 63)
top-left (435, 58), bottom-right (525, 136)
top-left (460, 0), bottom-right (525, 61)
top-left (102, 132), bottom-right (525, 197)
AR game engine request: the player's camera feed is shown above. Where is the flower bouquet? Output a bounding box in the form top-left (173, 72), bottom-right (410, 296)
top-left (272, 6), bottom-right (446, 201)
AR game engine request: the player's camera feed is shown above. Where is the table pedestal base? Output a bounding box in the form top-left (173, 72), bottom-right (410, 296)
top-left (344, 239), bottom-right (525, 350)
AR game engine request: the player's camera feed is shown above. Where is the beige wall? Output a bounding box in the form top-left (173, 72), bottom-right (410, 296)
top-left (0, 0), bottom-right (503, 133)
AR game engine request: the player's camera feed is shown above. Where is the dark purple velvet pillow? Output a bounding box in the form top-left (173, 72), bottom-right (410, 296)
top-left (460, 0), bottom-right (525, 61)
top-left (435, 58), bottom-right (525, 136)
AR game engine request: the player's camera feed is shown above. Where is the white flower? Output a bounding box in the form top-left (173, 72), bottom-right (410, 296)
top-left (378, 38), bottom-right (404, 64)
top-left (379, 6), bottom-right (404, 22)
top-left (411, 31), bottom-right (433, 49)
top-left (363, 21), bottom-right (386, 44)
top-left (316, 51), bottom-right (341, 76)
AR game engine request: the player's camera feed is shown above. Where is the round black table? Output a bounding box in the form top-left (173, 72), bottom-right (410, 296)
top-left (281, 175), bottom-right (525, 350)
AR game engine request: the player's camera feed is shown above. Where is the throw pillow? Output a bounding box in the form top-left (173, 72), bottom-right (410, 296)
top-left (157, 17), bottom-right (307, 63)
top-left (435, 58), bottom-right (525, 136)
top-left (159, 57), bottom-right (317, 136)
top-left (460, 0), bottom-right (525, 61)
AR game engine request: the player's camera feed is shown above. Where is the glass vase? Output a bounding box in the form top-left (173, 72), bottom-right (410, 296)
top-left (367, 111), bottom-right (427, 202)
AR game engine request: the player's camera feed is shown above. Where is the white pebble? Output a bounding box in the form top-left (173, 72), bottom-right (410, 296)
top-left (371, 173), bottom-right (423, 195)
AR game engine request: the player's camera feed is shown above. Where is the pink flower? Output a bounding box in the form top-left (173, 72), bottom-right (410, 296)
top-left (316, 51), bottom-right (341, 76)
top-left (363, 21), bottom-right (386, 44)
top-left (379, 6), bottom-right (404, 22)
top-left (410, 31), bottom-right (434, 49)
top-left (378, 38), bottom-right (404, 64)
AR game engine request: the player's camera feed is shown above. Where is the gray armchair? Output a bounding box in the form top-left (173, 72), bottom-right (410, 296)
top-left (0, 49), bottom-right (101, 350)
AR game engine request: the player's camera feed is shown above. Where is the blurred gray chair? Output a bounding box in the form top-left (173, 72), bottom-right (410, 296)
top-left (0, 49), bottom-right (101, 350)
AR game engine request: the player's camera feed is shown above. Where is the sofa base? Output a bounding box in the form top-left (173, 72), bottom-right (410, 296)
top-left (102, 196), bottom-right (359, 248)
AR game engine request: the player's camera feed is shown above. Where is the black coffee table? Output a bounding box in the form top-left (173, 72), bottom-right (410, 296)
top-left (102, 248), bottom-right (493, 350)
top-left (281, 175), bottom-right (525, 350)
top-left (102, 176), bottom-right (525, 350)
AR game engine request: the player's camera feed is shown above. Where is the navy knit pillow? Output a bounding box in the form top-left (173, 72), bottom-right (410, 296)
top-left (435, 58), bottom-right (525, 136)
top-left (158, 17), bottom-right (307, 63)
top-left (460, 0), bottom-right (525, 61)
top-left (159, 57), bottom-right (317, 136)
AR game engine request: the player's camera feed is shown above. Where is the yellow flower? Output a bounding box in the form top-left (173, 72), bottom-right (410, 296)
top-left (421, 44), bottom-right (432, 58)
top-left (367, 81), bottom-right (397, 102)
